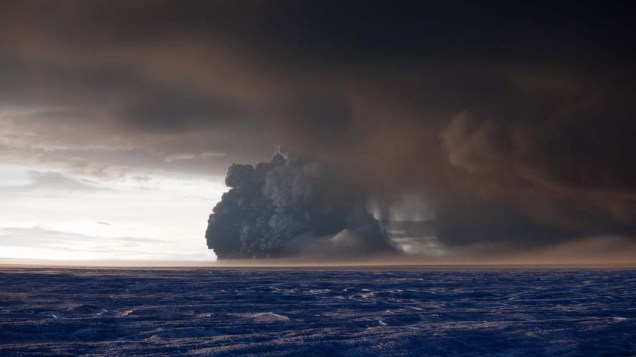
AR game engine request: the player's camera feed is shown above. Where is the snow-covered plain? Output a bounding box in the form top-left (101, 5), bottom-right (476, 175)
top-left (0, 267), bottom-right (634, 356)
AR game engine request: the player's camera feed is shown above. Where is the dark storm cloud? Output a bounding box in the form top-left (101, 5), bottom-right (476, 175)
top-left (1, 0), bottom-right (635, 256)
top-left (206, 153), bottom-right (394, 259)
top-left (117, 90), bottom-right (233, 133)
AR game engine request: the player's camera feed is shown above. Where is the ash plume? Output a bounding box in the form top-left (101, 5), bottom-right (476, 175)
top-left (206, 151), bottom-right (394, 259)
top-left (2, 1), bottom-right (634, 263)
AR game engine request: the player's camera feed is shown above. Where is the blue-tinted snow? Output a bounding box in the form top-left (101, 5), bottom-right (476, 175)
top-left (0, 268), bottom-right (635, 356)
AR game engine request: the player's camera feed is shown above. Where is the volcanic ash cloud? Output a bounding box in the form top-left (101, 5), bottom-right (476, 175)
top-left (205, 153), bottom-right (395, 259)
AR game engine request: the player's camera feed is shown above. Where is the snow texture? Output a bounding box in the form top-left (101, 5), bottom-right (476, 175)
top-left (0, 268), bottom-right (635, 356)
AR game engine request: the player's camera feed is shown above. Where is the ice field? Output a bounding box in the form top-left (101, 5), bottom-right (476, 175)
top-left (1, 267), bottom-right (635, 356)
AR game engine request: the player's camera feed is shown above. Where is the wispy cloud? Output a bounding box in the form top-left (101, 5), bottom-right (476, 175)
top-left (0, 226), bottom-right (168, 260)
top-left (163, 151), bottom-right (226, 162)
top-left (0, 171), bottom-right (104, 193)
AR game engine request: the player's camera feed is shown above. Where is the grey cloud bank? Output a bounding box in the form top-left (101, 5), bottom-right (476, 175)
top-left (0, 1), bottom-right (634, 261)
top-left (206, 153), bottom-right (394, 259)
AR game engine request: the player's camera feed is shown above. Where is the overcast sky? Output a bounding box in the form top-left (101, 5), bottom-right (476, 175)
top-left (1, 1), bottom-right (635, 263)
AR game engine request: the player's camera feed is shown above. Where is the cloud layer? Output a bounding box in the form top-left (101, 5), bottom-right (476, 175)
top-left (0, 1), bottom-right (635, 261)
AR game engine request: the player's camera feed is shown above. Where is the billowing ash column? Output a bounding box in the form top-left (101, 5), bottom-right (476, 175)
top-left (205, 153), bottom-right (395, 259)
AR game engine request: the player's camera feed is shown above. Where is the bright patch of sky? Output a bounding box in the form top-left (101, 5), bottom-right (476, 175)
top-left (0, 163), bottom-right (226, 262)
